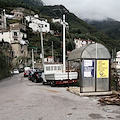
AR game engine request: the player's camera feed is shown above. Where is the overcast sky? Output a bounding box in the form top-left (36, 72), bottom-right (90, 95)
top-left (43, 0), bottom-right (120, 21)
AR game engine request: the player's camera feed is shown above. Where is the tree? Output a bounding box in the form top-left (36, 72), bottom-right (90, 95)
top-left (66, 39), bottom-right (75, 51)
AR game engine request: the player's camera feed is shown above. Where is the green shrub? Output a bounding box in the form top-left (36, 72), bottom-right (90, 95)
top-left (0, 52), bottom-right (11, 80)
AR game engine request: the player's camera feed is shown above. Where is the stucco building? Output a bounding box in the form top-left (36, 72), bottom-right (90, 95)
top-left (74, 38), bottom-right (95, 48)
top-left (0, 22), bottom-right (28, 68)
top-left (25, 15), bottom-right (50, 33)
top-left (116, 51), bottom-right (120, 69)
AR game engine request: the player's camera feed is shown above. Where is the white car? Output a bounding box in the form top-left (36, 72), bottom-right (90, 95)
top-left (13, 69), bottom-right (19, 74)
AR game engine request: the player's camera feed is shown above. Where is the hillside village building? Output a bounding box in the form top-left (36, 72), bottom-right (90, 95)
top-left (10, 8), bottom-right (24, 20)
top-left (25, 15), bottom-right (50, 33)
top-left (74, 38), bottom-right (95, 48)
top-left (0, 8), bottom-right (52, 68)
top-left (0, 23), bottom-right (28, 58)
top-left (116, 51), bottom-right (120, 69)
top-left (52, 18), bottom-right (62, 24)
top-left (52, 18), bottom-right (68, 26)
top-left (0, 10), bottom-right (28, 68)
top-left (44, 56), bottom-right (54, 63)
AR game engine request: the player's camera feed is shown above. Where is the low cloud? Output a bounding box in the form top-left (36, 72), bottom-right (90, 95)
top-left (43, 0), bottom-right (120, 21)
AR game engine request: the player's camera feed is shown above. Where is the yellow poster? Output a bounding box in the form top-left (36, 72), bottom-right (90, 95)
top-left (97, 60), bottom-right (109, 78)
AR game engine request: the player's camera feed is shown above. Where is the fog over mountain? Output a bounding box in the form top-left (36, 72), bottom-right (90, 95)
top-left (43, 0), bottom-right (120, 21)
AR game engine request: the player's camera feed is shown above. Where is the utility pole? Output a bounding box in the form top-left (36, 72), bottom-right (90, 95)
top-left (52, 41), bottom-right (54, 63)
top-left (39, 25), bottom-right (44, 69)
top-left (63, 14), bottom-right (66, 73)
top-left (29, 17), bottom-right (44, 70)
top-left (32, 49), bottom-right (34, 70)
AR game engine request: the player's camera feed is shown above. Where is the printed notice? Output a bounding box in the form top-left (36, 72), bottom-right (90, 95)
top-left (83, 60), bottom-right (95, 78)
top-left (97, 60), bottom-right (109, 78)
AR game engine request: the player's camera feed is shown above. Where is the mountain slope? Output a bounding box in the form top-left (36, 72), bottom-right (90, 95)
top-left (86, 18), bottom-right (120, 40)
top-left (0, 0), bottom-right (43, 9)
top-left (19, 0), bottom-right (44, 8)
top-left (39, 5), bottom-right (120, 51)
top-left (0, 0), bottom-right (120, 51)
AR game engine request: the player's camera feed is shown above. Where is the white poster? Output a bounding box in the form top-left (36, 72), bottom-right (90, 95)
top-left (83, 60), bottom-right (95, 78)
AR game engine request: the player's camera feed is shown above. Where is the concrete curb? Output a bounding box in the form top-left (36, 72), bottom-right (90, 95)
top-left (66, 87), bottom-right (113, 96)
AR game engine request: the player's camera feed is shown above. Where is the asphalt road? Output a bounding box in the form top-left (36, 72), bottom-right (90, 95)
top-left (0, 73), bottom-right (120, 120)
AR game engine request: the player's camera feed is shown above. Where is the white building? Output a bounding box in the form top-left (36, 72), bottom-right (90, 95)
top-left (116, 51), bottom-right (120, 69)
top-left (0, 23), bottom-right (27, 44)
top-left (25, 15), bottom-right (50, 33)
top-left (74, 38), bottom-right (95, 48)
top-left (5, 14), bottom-right (14, 19)
top-left (44, 56), bottom-right (54, 63)
top-left (0, 31), bottom-right (11, 43)
top-left (52, 18), bottom-right (62, 24)
top-left (52, 18), bottom-right (69, 27)
top-left (0, 23), bottom-right (28, 59)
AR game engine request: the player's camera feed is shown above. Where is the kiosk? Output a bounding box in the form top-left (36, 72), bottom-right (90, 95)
top-left (68, 43), bottom-right (111, 93)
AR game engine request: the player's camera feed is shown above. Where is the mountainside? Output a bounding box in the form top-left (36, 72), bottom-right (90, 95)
top-left (19, 0), bottom-right (44, 8)
top-left (86, 18), bottom-right (120, 40)
top-left (0, 0), bottom-right (43, 9)
top-left (39, 5), bottom-right (120, 51)
top-left (0, 0), bottom-right (120, 52)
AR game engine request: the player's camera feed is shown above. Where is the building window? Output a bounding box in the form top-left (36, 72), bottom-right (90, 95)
top-left (17, 14), bottom-right (21, 17)
top-left (51, 66), bottom-right (53, 70)
top-left (0, 22), bottom-right (2, 25)
top-left (54, 66), bottom-right (57, 70)
top-left (46, 66), bottom-right (50, 71)
top-left (0, 15), bottom-right (1, 19)
top-left (45, 25), bottom-right (47, 27)
top-left (14, 32), bottom-right (17, 36)
top-left (58, 66), bottom-right (61, 70)
top-left (41, 24), bottom-right (43, 28)
top-left (14, 39), bottom-right (17, 41)
top-left (76, 40), bottom-right (78, 43)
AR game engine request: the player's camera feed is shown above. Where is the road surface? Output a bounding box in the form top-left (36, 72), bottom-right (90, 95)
top-left (0, 73), bottom-right (120, 120)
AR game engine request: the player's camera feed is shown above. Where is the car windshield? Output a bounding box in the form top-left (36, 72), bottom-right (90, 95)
top-left (14, 69), bottom-right (18, 71)
top-left (38, 73), bottom-right (42, 75)
top-left (25, 71), bottom-right (29, 73)
top-left (117, 70), bottom-right (120, 72)
top-left (35, 72), bottom-right (42, 76)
